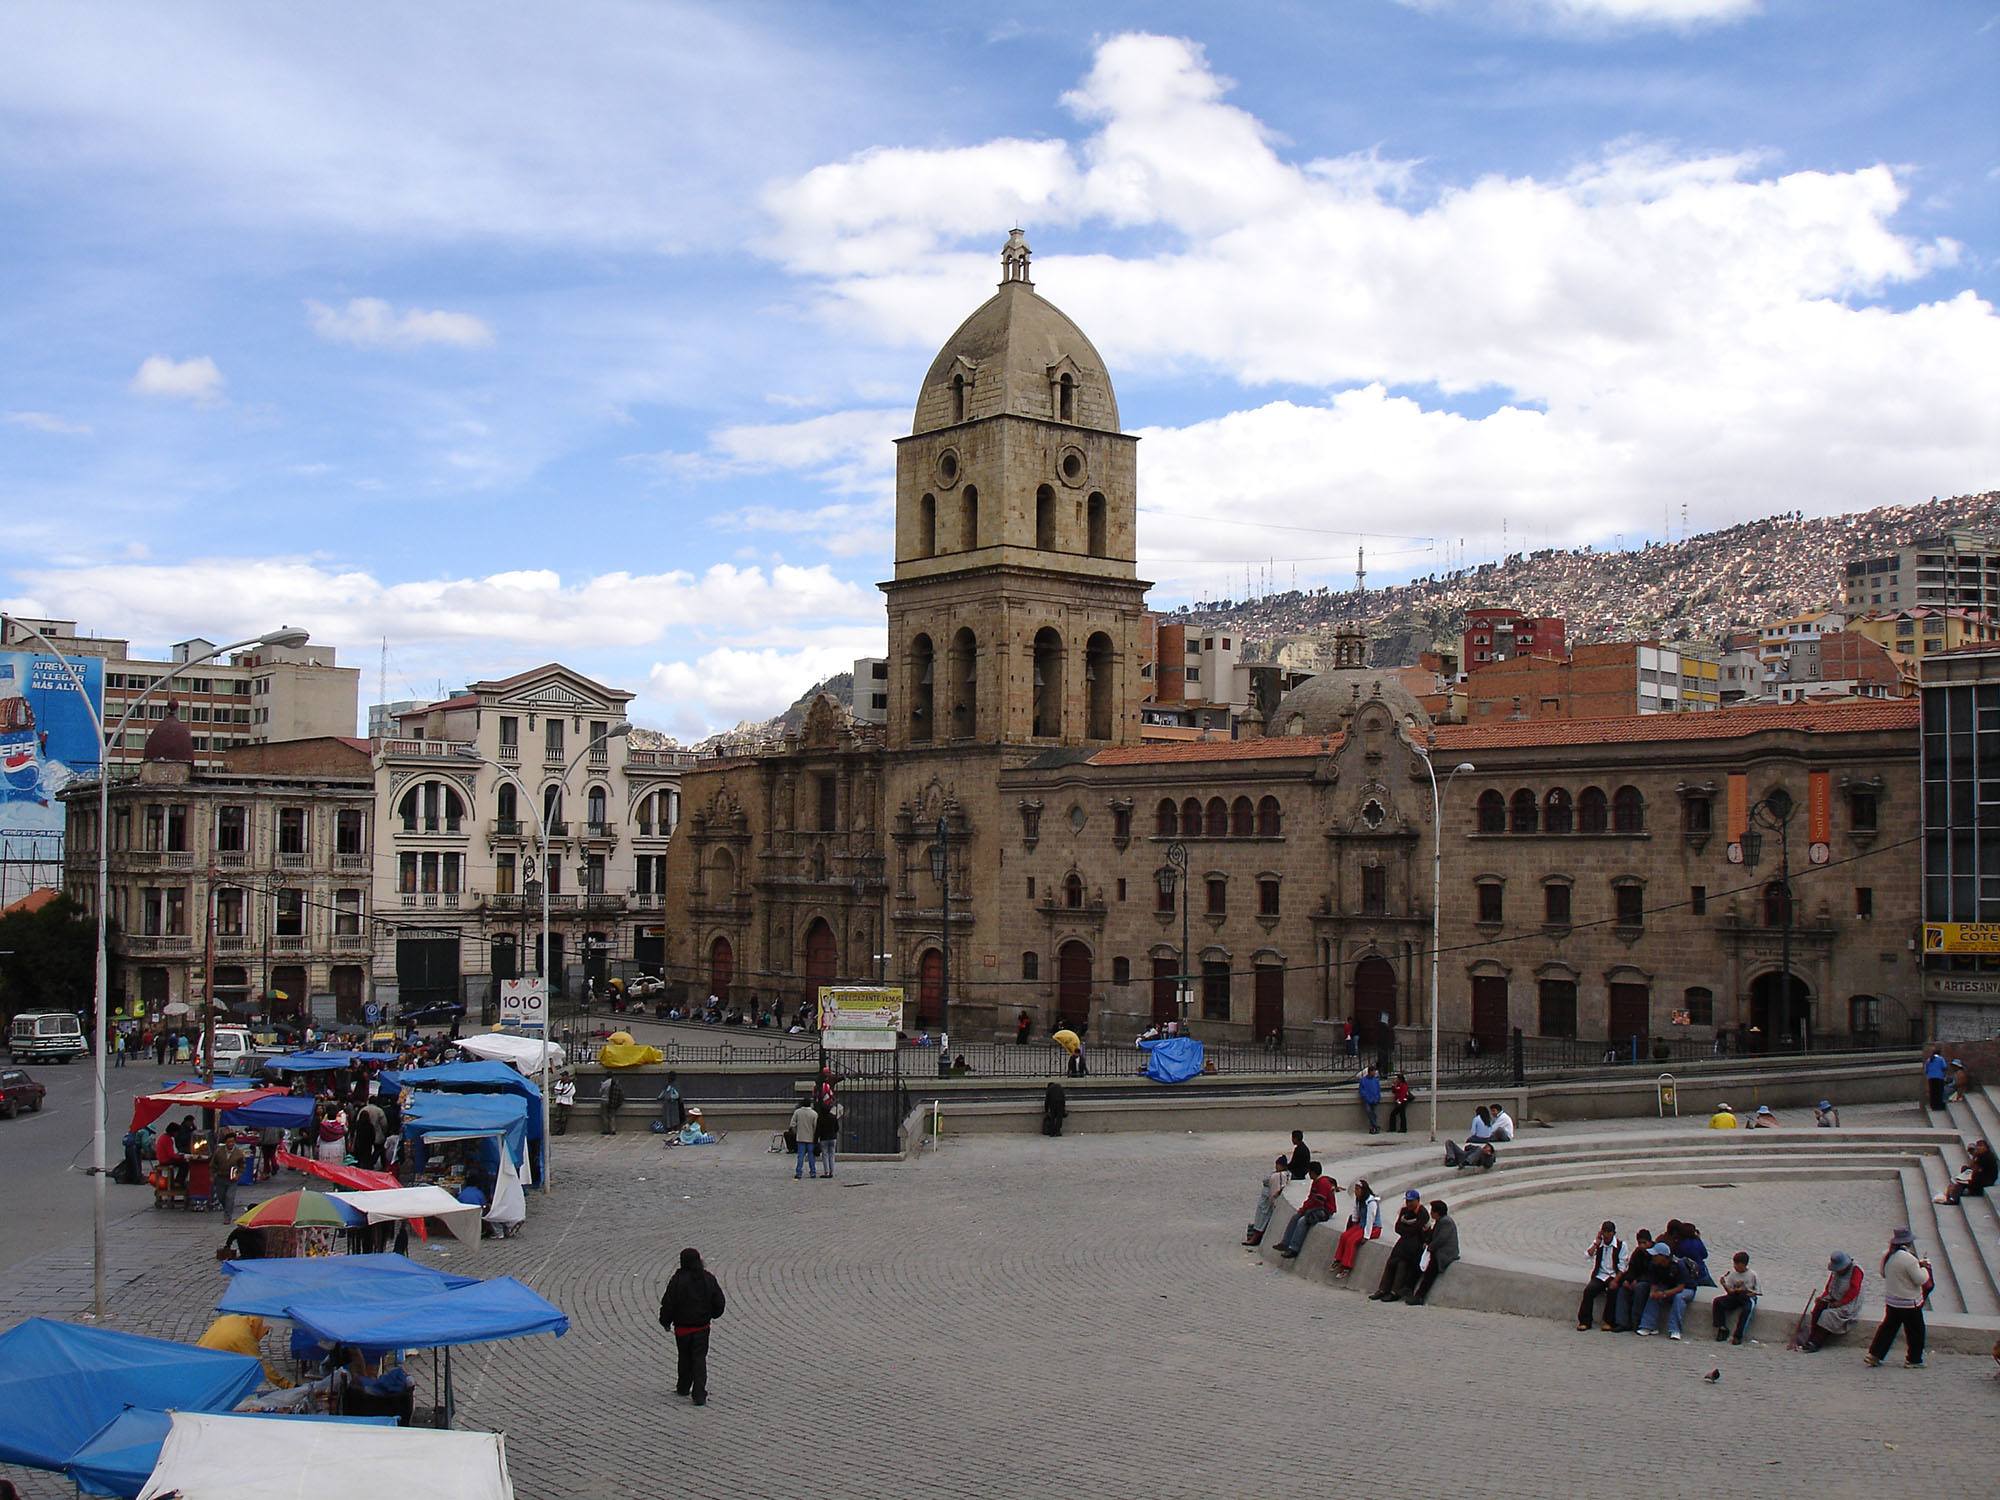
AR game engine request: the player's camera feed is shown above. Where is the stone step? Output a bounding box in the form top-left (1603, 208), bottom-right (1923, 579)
top-left (1963, 1085), bottom-right (2000, 1145)
top-left (1487, 1127), bottom-right (1954, 1160)
top-left (1408, 1162), bottom-right (1923, 1224)
top-left (1918, 1152), bottom-right (2000, 1315)
top-left (1395, 1145), bottom-right (1944, 1197)
top-left (1898, 1163), bottom-right (1972, 1316)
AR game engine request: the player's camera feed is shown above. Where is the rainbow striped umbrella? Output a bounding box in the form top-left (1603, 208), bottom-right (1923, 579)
top-left (233, 1189), bottom-right (364, 1229)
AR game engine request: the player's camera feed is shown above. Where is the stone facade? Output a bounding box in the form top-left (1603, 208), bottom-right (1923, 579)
top-left (665, 235), bottom-right (1924, 1047)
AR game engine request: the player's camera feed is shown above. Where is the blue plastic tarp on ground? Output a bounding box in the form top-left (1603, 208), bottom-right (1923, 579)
top-left (216, 1252), bottom-right (483, 1317)
top-left (283, 1275), bottom-right (568, 1354)
top-left (261, 1050), bottom-right (397, 1073)
top-left (67, 1408), bottom-right (396, 1499)
top-left (1139, 1036), bottom-right (1205, 1084)
top-left (218, 1094), bottom-right (316, 1131)
top-left (0, 1318), bottom-right (261, 1472)
top-left (401, 1091), bottom-right (531, 1170)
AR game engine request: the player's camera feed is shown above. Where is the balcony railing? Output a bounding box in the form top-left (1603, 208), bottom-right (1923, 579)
top-left (125, 934), bottom-right (192, 953)
top-left (217, 849), bottom-right (248, 867)
top-left (277, 851), bottom-right (307, 869)
top-left (334, 852), bottom-right (368, 870)
top-left (399, 818), bottom-right (464, 836)
top-left (163, 851), bottom-right (194, 869)
top-left (625, 748), bottom-right (700, 768)
top-left (629, 890), bottom-right (665, 909)
top-left (335, 931), bottom-right (369, 949)
top-left (583, 821), bottom-right (616, 841)
top-left (498, 742), bottom-right (519, 763)
top-left (381, 738), bottom-right (476, 759)
top-left (545, 821), bottom-right (569, 837)
top-left (216, 933), bottom-right (248, 950)
top-left (274, 933), bottom-right (308, 951)
top-left (492, 819), bottom-right (524, 839)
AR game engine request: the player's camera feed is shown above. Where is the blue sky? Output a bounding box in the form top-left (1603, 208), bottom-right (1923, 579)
top-left (1, 1), bottom-right (1995, 737)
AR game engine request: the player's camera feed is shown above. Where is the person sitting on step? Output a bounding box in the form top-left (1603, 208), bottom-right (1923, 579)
top-left (1935, 1139), bottom-right (1996, 1205)
top-left (1793, 1251), bottom-right (1864, 1352)
top-left (1275, 1163), bottom-right (1339, 1259)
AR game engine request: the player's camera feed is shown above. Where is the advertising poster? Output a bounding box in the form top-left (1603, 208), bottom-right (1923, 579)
top-left (817, 985), bottom-right (905, 1051)
top-left (0, 650), bottom-right (103, 902)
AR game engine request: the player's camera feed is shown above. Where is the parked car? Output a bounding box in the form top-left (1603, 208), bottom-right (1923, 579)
top-left (398, 1000), bottom-right (466, 1029)
top-left (0, 1067), bottom-right (46, 1118)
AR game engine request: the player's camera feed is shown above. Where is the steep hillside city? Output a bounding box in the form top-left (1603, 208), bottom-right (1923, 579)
top-left (1176, 490), bottom-right (2000, 668)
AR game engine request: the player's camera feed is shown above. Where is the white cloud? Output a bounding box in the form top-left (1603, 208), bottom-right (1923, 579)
top-left (130, 354), bottom-right (224, 403)
top-left (763, 33), bottom-right (2000, 597)
top-left (1400, 0), bottom-right (1761, 27)
top-left (645, 639), bottom-right (882, 742)
top-left (3, 410), bottom-right (92, 436)
top-left (307, 297), bottom-right (494, 350)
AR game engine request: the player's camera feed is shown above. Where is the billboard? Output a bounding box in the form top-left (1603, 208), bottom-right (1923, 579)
top-left (498, 976), bottom-right (547, 1034)
top-left (817, 986), bottom-right (905, 1051)
top-left (0, 650), bottom-right (103, 897)
top-left (1924, 923), bottom-right (2000, 956)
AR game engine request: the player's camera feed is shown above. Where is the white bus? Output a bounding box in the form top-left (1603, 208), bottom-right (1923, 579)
top-left (7, 1010), bottom-right (86, 1063)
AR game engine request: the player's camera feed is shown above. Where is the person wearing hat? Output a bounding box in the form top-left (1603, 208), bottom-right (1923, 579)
top-left (658, 1246), bottom-right (726, 1405)
top-left (1934, 1138), bottom-right (1996, 1205)
top-left (1637, 1242), bottom-right (1694, 1339)
top-left (1945, 1058), bottom-right (1970, 1104)
top-left (1864, 1228), bottom-right (1932, 1368)
top-left (1923, 1047), bottom-right (1949, 1109)
top-left (1747, 1104), bottom-right (1779, 1128)
top-left (1815, 1099), bottom-right (1840, 1128)
top-left (1369, 1191), bottom-right (1429, 1300)
top-left (1794, 1251), bottom-right (1865, 1351)
top-left (1707, 1102), bottom-right (1738, 1130)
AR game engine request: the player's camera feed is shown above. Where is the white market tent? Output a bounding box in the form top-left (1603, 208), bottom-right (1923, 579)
top-left (453, 1033), bottom-right (565, 1072)
top-left (330, 1185), bottom-right (485, 1246)
top-left (138, 1411), bottom-right (513, 1499)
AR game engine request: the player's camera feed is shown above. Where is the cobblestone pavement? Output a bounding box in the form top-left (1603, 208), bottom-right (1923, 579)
top-left (1453, 1179), bottom-right (1911, 1304)
top-left (2, 1123), bottom-right (1990, 1499)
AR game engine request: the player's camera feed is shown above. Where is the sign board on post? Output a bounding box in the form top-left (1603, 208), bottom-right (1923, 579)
top-left (817, 986), bottom-right (905, 1051)
top-left (1925, 923), bottom-right (2000, 955)
top-left (498, 977), bottom-right (547, 1035)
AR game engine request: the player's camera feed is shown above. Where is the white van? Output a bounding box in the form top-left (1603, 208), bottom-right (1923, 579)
top-left (199, 1026), bottom-right (257, 1077)
top-left (8, 1011), bottom-right (86, 1063)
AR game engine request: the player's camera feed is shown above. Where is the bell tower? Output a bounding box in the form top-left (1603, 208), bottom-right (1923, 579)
top-left (882, 231), bottom-right (1149, 751)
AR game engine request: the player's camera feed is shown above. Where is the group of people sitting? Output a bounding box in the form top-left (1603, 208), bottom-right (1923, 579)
top-left (1705, 1099), bottom-right (1839, 1129)
top-left (1576, 1218), bottom-right (1726, 1341)
top-left (1242, 1130), bottom-right (1461, 1304)
top-left (1440, 1103), bottom-right (1514, 1169)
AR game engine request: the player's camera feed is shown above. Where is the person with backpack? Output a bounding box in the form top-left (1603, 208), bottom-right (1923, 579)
top-left (658, 1247), bottom-right (726, 1405)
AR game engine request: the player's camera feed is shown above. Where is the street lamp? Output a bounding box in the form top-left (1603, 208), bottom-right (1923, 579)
top-left (0, 615), bottom-right (307, 1320)
top-left (1404, 721), bottom-right (1474, 1142)
top-left (458, 719), bottom-right (628, 1191)
top-left (1156, 840), bottom-right (1190, 1025)
top-left (1736, 787), bottom-right (1799, 1049)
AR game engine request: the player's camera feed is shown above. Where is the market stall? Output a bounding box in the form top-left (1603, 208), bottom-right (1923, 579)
top-left (69, 1409), bottom-right (396, 1500)
top-left (329, 1186), bottom-right (485, 1248)
top-left (259, 1049), bottom-right (398, 1077)
top-left (136, 1411), bottom-right (513, 1499)
top-left (400, 1092), bottom-right (532, 1229)
top-left (128, 1084), bottom-right (309, 1208)
top-left (380, 1061), bottom-right (544, 1179)
top-left (217, 1252), bottom-right (481, 1318)
top-left (452, 1032), bottom-right (564, 1072)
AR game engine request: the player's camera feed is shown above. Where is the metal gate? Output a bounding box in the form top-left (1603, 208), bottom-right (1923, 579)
top-left (824, 1047), bottom-right (907, 1155)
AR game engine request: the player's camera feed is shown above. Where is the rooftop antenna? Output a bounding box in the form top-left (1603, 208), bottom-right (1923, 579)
top-left (1356, 543), bottom-right (1367, 597)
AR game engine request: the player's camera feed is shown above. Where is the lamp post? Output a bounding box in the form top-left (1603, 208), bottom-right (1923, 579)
top-left (459, 720), bottom-right (628, 1191)
top-left (1404, 723), bottom-right (1474, 1142)
top-left (0, 616), bottom-right (309, 1320)
top-left (1738, 787), bottom-right (1798, 1049)
top-left (1156, 840), bottom-right (1190, 1025)
top-left (928, 816), bottom-right (950, 1038)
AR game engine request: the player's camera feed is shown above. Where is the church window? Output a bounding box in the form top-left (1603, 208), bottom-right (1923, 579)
top-left (1476, 790), bottom-right (1505, 834)
top-left (1155, 799), bottom-right (1178, 837)
top-left (961, 487), bottom-right (979, 549)
top-left (1085, 633), bottom-right (1114, 740)
top-left (1022, 951), bottom-right (1039, 980)
top-left (1087, 492), bottom-right (1107, 557)
top-left (1032, 628), bottom-right (1064, 738)
top-left (952, 373), bottom-right (967, 424)
top-left (1112, 956), bottom-right (1130, 985)
top-left (1058, 373), bottom-right (1075, 422)
top-left (1204, 798), bottom-right (1227, 838)
top-left (918, 494), bottom-right (936, 558)
top-left (1544, 787), bottom-right (1573, 834)
top-left (1036, 485), bottom-right (1056, 550)
top-left (1578, 787), bottom-right (1608, 833)
top-left (1361, 864), bottom-right (1386, 915)
top-left (1612, 785), bottom-right (1645, 833)
top-left (950, 628), bottom-right (978, 739)
top-left (1510, 789), bottom-right (1538, 834)
top-left (1230, 797), bottom-right (1254, 837)
top-left (909, 634), bottom-right (935, 743)
top-left (1064, 873), bottom-right (1084, 909)
top-left (1182, 797), bottom-right (1202, 834)
top-left (1257, 796), bottom-right (1282, 837)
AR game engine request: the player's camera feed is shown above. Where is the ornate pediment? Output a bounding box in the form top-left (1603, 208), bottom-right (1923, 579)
top-left (506, 680), bottom-right (600, 713)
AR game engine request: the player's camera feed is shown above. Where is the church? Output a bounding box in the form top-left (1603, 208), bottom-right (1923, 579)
top-left (663, 234), bottom-right (1923, 1052)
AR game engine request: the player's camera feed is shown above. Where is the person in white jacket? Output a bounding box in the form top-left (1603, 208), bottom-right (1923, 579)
top-left (1331, 1178), bottom-right (1384, 1277)
top-left (789, 1101), bottom-right (821, 1180)
top-left (1864, 1227), bottom-right (1932, 1368)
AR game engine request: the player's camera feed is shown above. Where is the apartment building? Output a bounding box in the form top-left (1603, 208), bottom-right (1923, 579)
top-left (1462, 607), bottom-right (1566, 672)
top-left (1848, 607), bottom-right (2000, 662)
top-left (1757, 610), bottom-right (1848, 675)
top-left (0, 617), bottom-right (359, 771)
top-left (1465, 640), bottom-right (1717, 721)
top-left (1140, 617), bottom-right (1312, 735)
top-left (1843, 530), bottom-right (2000, 614)
top-left (850, 658), bottom-right (890, 725)
top-left (1768, 631), bottom-right (1913, 702)
top-left (369, 664), bottom-right (693, 1017)
top-left (60, 711), bottom-right (375, 1022)
top-left (1919, 643), bottom-right (2000, 1040)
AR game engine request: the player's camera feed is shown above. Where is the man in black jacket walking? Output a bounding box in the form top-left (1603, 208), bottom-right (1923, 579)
top-left (660, 1247), bottom-right (726, 1405)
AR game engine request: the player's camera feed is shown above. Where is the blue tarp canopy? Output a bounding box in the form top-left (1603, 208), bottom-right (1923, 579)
top-left (260, 1050), bottom-right (396, 1073)
top-left (216, 1252), bottom-right (483, 1317)
top-left (66, 1408), bottom-right (394, 1499)
top-left (1139, 1036), bottom-right (1206, 1084)
top-left (283, 1275), bottom-right (568, 1354)
top-left (401, 1090), bottom-right (530, 1170)
top-left (0, 1318), bottom-right (260, 1472)
top-left (380, 1061), bottom-right (543, 1140)
top-left (218, 1093), bottom-right (316, 1131)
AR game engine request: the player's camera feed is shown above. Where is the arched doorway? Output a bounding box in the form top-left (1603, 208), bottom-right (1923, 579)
top-left (212, 964), bottom-right (249, 1015)
top-left (1749, 970), bottom-right (1812, 1050)
top-left (916, 948), bottom-right (943, 1028)
top-left (1352, 955), bottom-right (1396, 1047)
top-left (1057, 941), bottom-right (1092, 1030)
top-left (708, 936), bottom-right (734, 1004)
top-left (803, 919), bottom-right (838, 1006)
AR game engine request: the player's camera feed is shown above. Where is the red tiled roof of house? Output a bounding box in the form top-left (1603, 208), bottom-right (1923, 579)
top-left (1, 887), bottom-right (61, 918)
top-left (402, 693), bottom-right (479, 716)
top-left (1089, 735), bottom-right (1341, 766)
top-left (1431, 699), bottom-right (1917, 751)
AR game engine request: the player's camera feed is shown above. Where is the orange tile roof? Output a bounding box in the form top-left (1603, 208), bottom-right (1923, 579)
top-left (1, 887), bottom-right (62, 918)
top-left (1431, 699), bottom-right (1917, 752)
top-left (1089, 735), bottom-right (1341, 766)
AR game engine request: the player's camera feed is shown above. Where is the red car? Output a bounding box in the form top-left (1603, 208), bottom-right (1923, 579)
top-left (0, 1067), bottom-right (45, 1119)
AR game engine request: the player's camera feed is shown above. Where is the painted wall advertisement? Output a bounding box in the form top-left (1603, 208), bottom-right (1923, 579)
top-left (817, 986), bottom-right (905, 1051)
top-left (0, 650), bottom-right (103, 902)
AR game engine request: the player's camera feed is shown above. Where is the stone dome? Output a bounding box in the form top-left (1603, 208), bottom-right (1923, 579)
top-left (142, 702), bottom-right (195, 763)
top-left (1268, 670), bottom-right (1431, 739)
top-left (911, 231), bottom-right (1120, 435)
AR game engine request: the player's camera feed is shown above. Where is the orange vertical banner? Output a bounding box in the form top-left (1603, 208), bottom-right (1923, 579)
top-left (1727, 773), bottom-right (1748, 842)
top-left (1808, 770), bottom-right (1831, 844)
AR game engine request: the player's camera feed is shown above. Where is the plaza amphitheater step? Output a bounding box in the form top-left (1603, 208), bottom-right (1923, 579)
top-left (1257, 1127), bottom-right (2000, 1350)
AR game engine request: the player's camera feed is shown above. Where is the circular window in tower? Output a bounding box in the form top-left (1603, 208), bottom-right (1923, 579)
top-left (1057, 445), bottom-right (1087, 488)
top-left (935, 449), bottom-right (961, 490)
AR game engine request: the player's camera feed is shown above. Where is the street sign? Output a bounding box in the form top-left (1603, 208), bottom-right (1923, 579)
top-left (1924, 922), bottom-right (2000, 955)
top-left (499, 976), bottom-right (548, 1033)
top-left (363, 1002), bottom-right (381, 1026)
top-left (817, 985), bottom-right (904, 1051)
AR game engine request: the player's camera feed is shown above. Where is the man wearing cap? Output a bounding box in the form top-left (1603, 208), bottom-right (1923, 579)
top-left (1636, 1243), bottom-right (1694, 1340)
top-left (1864, 1228), bottom-right (1931, 1368)
top-left (1795, 1251), bottom-right (1864, 1351)
top-left (1708, 1102), bottom-right (1738, 1130)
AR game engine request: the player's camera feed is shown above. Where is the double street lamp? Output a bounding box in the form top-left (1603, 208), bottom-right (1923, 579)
top-left (0, 615), bottom-right (309, 1320)
top-left (1155, 840), bottom-right (1191, 1025)
top-left (458, 720), bottom-right (629, 1191)
top-left (1404, 723), bottom-right (1475, 1143)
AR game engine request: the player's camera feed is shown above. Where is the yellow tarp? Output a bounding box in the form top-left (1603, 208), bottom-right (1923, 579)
top-left (598, 1032), bottom-right (664, 1069)
top-left (196, 1314), bottom-right (291, 1387)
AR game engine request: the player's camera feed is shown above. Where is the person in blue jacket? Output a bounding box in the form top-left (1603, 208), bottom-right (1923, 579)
top-left (1357, 1066), bottom-right (1383, 1135)
top-left (1924, 1047), bottom-right (1948, 1110)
